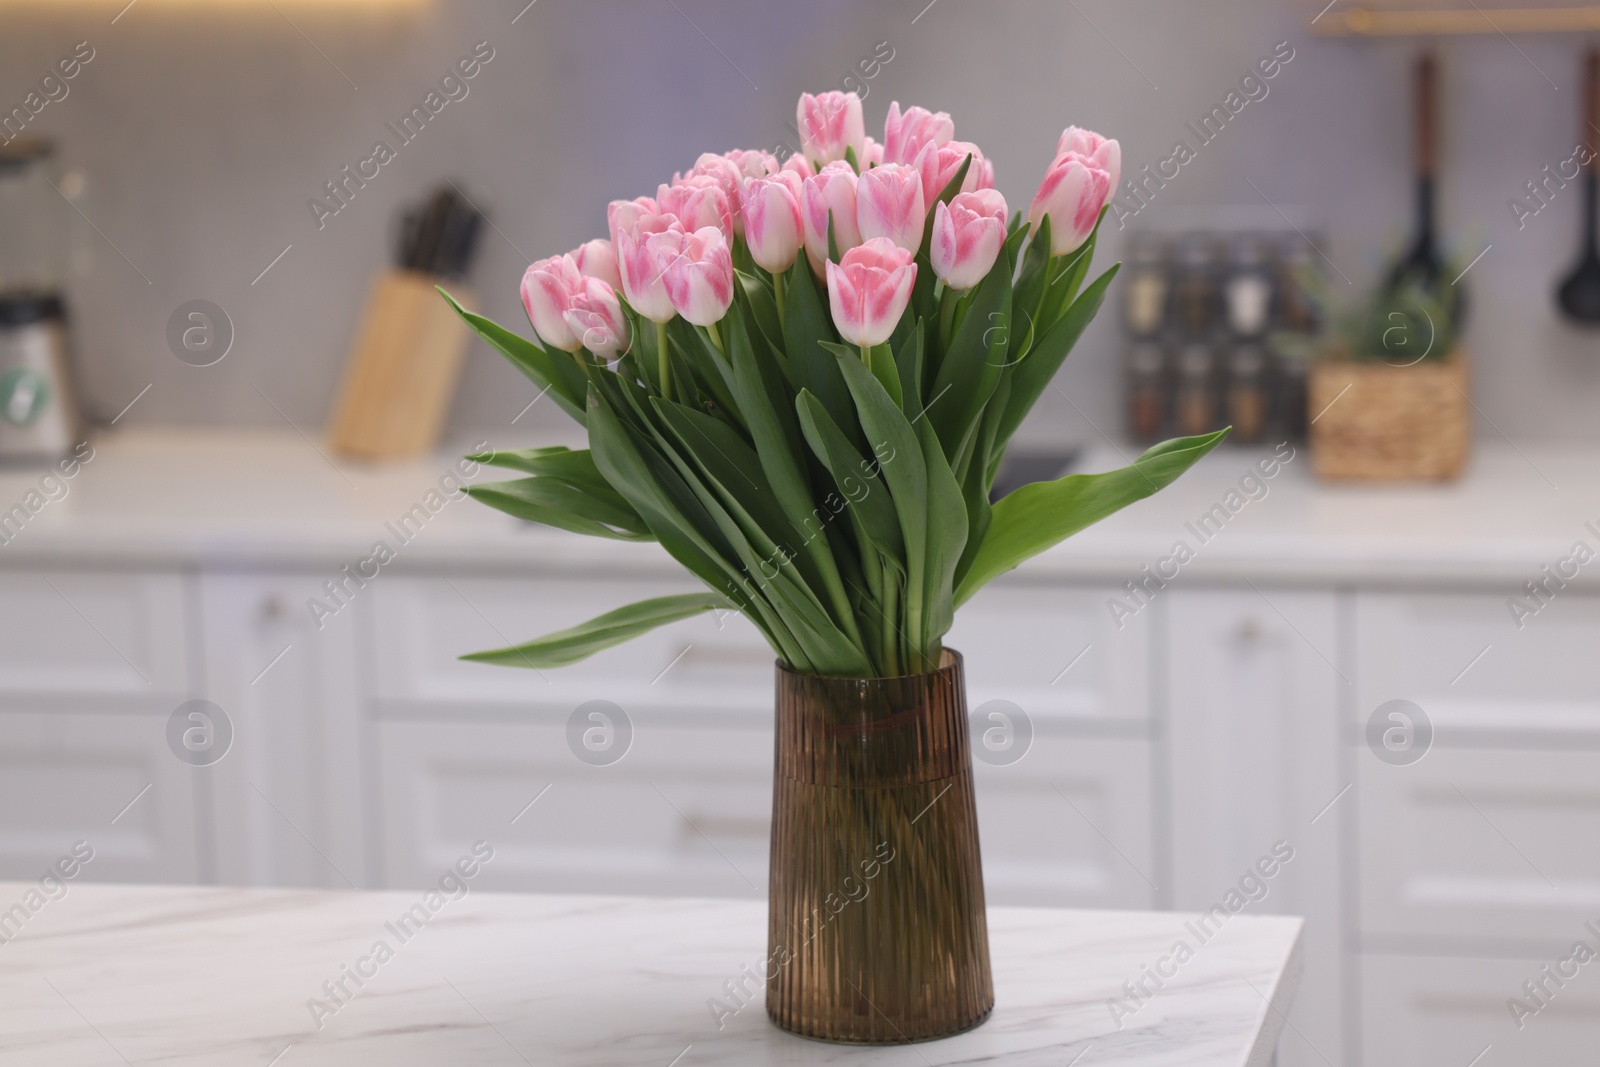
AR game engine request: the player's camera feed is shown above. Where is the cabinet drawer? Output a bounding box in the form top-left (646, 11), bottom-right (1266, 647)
top-left (1361, 951), bottom-right (1600, 1066)
top-left (974, 736), bottom-right (1154, 909)
top-left (371, 576), bottom-right (774, 712)
top-left (1355, 592), bottom-right (1600, 743)
top-left (0, 709), bottom-right (199, 883)
top-left (1359, 747), bottom-right (1600, 943)
top-left (0, 570), bottom-right (188, 695)
top-left (947, 580), bottom-right (1152, 724)
top-left (375, 713), bottom-right (773, 897)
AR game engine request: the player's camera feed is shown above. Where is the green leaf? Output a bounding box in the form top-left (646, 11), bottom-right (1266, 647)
top-left (916, 417), bottom-right (967, 660)
top-left (460, 592), bottom-right (731, 669)
top-left (782, 260), bottom-right (860, 453)
top-left (438, 288), bottom-right (588, 425)
top-left (820, 340), bottom-right (901, 409)
top-left (954, 429), bottom-right (1231, 607)
top-left (895, 319), bottom-right (926, 416)
top-left (994, 263), bottom-right (1120, 453)
top-left (465, 478), bottom-right (653, 541)
top-left (795, 389), bottom-right (904, 565)
top-left (926, 234), bottom-right (1016, 463)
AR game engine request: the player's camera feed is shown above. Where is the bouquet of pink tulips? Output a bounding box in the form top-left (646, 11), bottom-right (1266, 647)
top-left (444, 91), bottom-right (1226, 678)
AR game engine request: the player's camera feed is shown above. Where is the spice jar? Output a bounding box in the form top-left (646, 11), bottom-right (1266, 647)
top-left (1122, 233), bottom-right (1170, 337)
top-left (1126, 342), bottom-right (1166, 442)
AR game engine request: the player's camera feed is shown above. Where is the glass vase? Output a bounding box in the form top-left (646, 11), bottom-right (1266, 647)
top-left (766, 649), bottom-right (994, 1043)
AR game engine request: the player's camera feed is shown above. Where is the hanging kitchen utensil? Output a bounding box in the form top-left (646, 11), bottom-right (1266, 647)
top-left (1558, 49), bottom-right (1600, 325)
top-left (1384, 53), bottom-right (1462, 323)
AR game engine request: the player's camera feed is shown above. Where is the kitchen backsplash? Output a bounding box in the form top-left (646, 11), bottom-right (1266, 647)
top-left (1, 0), bottom-right (1596, 444)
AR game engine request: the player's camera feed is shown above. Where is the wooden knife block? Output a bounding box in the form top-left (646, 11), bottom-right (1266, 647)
top-left (328, 270), bottom-right (471, 460)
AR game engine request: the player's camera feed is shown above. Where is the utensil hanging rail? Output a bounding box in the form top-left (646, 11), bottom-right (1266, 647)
top-left (1318, 5), bottom-right (1600, 36)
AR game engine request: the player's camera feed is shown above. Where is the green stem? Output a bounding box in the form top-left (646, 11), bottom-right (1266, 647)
top-left (656, 321), bottom-right (671, 401)
top-left (774, 270), bottom-right (787, 333)
top-left (859, 342), bottom-right (871, 369)
top-left (705, 319), bottom-right (725, 356)
top-left (937, 287), bottom-right (958, 352)
top-left (932, 279), bottom-right (946, 305)
top-left (882, 563), bottom-right (900, 677)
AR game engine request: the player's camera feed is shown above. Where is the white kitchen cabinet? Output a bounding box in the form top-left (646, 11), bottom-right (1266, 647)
top-left (373, 709), bottom-right (773, 897)
top-left (0, 706), bottom-right (200, 884)
top-left (1360, 951), bottom-right (1600, 1067)
top-left (1166, 587), bottom-right (1347, 1067)
top-left (0, 567), bottom-right (199, 883)
top-left (196, 571), bottom-right (368, 889)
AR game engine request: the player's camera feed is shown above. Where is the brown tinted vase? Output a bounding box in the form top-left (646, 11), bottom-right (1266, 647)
top-left (766, 649), bottom-right (994, 1043)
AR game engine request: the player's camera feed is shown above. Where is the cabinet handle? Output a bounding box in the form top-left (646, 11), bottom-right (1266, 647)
top-left (1235, 616), bottom-right (1265, 642)
top-left (260, 595), bottom-right (286, 622)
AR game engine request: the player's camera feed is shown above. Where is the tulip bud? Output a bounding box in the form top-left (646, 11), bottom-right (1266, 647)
top-left (860, 136), bottom-right (885, 168)
top-left (931, 189), bottom-right (1008, 291)
top-left (883, 101), bottom-right (954, 166)
top-left (855, 162), bottom-right (925, 252)
top-left (563, 277), bottom-right (631, 358)
top-left (797, 90), bottom-right (866, 166)
top-left (1056, 126), bottom-right (1121, 193)
top-left (742, 173), bottom-right (805, 274)
top-left (689, 153), bottom-right (746, 234)
top-left (912, 139), bottom-right (990, 207)
top-left (617, 213), bottom-right (685, 324)
top-left (723, 148), bottom-right (781, 182)
top-left (802, 162), bottom-right (863, 273)
top-left (570, 238), bottom-right (621, 290)
top-left (657, 177), bottom-right (733, 240)
top-left (520, 254), bottom-right (586, 352)
top-left (607, 196), bottom-right (659, 249)
top-left (1028, 150), bottom-right (1113, 256)
top-left (658, 226), bottom-right (735, 327)
top-left (825, 238), bottom-right (917, 348)
top-left (781, 153), bottom-right (815, 181)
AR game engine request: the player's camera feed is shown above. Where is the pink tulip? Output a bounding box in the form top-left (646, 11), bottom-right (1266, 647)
top-left (781, 153), bottom-right (814, 181)
top-left (617, 213), bottom-right (684, 324)
top-left (723, 148), bottom-right (780, 181)
top-left (657, 177), bottom-right (733, 239)
top-left (860, 136), bottom-right (884, 168)
top-left (607, 196), bottom-right (659, 249)
top-left (802, 161), bottom-right (863, 273)
top-left (688, 153), bottom-right (746, 233)
top-left (825, 238), bottom-right (917, 348)
top-left (855, 162), bottom-right (925, 252)
top-left (931, 190), bottom-right (1008, 290)
top-left (883, 102), bottom-right (953, 165)
top-left (797, 90), bottom-right (865, 165)
top-left (1056, 126), bottom-right (1121, 193)
top-left (658, 226), bottom-right (735, 327)
top-left (742, 173), bottom-right (805, 274)
top-left (520, 254), bottom-right (586, 352)
top-left (912, 139), bottom-right (990, 207)
top-left (1028, 150), bottom-right (1113, 255)
top-left (563, 277), bottom-right (630, 358)
top-left (570, 238), bottom-right (621, 290)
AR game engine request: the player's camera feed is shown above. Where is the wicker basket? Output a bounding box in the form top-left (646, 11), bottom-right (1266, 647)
top-left (1308, 350), bottom-right (1471, 482)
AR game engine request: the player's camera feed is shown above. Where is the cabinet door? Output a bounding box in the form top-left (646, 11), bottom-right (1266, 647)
top-left (1361, 952), bottom-right (1600, 1066)
top-left (974, 736), bottom-right (1154, 909)
top-left (1167, 588), bottom-right (1346, 1067)
top-left (198, 572), bottom-right (368, 889)
top-left (374, 711), bottom-right (773, 898)
top-left (0, 707), bottom-right (199, 883)
top-left (947, 579), bottom-right (1153, 724)
top-left (0, 568), bottom-right (188, 698)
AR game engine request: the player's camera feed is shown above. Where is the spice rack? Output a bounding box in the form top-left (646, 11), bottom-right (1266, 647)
top-left (1120, 228), bottom-right (1326, 446)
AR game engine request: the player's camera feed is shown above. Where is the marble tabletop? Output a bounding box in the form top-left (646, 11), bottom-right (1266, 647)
top-left (0, 882), bottom-right (1302, 1066)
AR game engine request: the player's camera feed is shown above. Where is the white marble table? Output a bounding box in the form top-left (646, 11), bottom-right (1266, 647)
top-left (0, 883), bottom-right (1302, 1066)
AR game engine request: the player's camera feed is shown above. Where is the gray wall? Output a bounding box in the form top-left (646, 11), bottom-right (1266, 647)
top-left (2, 0), bottom-right (1595, 446)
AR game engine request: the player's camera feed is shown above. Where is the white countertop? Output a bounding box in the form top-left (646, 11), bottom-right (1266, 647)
top-left (0, 882), bottom-right (1302, 1066)
top-left (1, 425), bottom-right (1594, 585)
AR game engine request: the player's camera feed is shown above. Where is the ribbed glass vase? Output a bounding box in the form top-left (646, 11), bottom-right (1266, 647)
top-left (766, 649), bottom-right (994, 1043)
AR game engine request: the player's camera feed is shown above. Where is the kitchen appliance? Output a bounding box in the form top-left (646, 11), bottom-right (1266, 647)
top-left (1558, 48), bottom-right (1600, 324)
top-left (0, 138), bottom-right (82, 462)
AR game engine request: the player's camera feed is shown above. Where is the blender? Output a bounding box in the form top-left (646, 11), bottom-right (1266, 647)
top-left (0, 137), bottom-right (82, 461)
